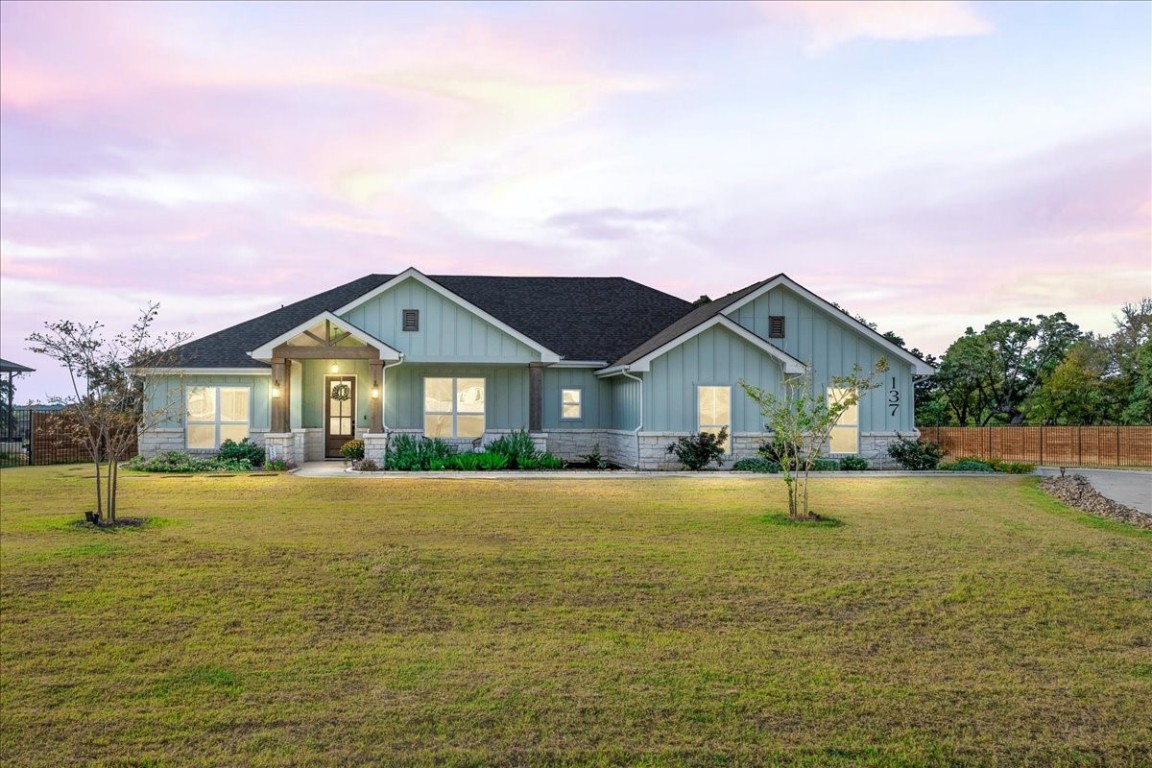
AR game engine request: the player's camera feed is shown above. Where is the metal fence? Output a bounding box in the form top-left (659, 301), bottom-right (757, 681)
top-left (919, 425), bottom-right (1152, 468)
top-left (0, 408), bottom-right (138, 466)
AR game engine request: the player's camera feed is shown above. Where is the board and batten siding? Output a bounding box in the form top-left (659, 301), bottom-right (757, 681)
top-left (339, 277), bottom-right (539, 363)
top-left (609, 375), bottom-right (643, 431)
top-left (725, 286), bottom-right (916, 433)
top-left (148, 374), bottom-right (271, 431)
top-left (644, 324), bottom-right (785, 433)
top-left (299, 359), bottom-right (374, 430)
top-left (381, 365), bottom-right (529, 431)
top-left (542, 368), bottom-right (613, 430)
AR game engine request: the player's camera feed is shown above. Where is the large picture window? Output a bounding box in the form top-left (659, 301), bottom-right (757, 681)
top-left (698, 385), bottom-right (731, 452)
top-left (424, 377), bottom-right (485, 438)
top-left (827, 387), bottom-right (859, 454)
top-left (186, 386), bottom-right (250, 449)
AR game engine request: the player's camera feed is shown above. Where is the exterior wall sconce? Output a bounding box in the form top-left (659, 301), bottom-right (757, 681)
top-left (371, 386), bottom-right (380, 399)
top-left (271, 381), bottom-right (282, 398)
top-left (330, 363), bottom-right (340, 374)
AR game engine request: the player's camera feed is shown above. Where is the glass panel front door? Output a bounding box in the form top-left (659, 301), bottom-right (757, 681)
top-left (325, 376), bottom-right (356, 458)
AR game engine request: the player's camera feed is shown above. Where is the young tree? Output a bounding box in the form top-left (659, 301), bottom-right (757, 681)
top-left (741, 360), bottom-right (887, 520)
top-left (27, 304), bottom-right (188, 523)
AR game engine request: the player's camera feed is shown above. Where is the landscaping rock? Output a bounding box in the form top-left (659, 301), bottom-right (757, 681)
top-left (1041, 474), bottom-right (1152, 530)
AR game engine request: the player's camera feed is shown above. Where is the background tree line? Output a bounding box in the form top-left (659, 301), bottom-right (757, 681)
top-left (909, 299), bottom-right (1151, 427)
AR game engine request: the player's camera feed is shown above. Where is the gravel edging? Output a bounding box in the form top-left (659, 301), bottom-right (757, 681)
top-left (1040, 474), bottom-right (1152, 529)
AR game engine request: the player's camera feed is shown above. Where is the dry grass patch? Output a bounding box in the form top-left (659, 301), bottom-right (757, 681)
top-left (1, 466), bottom-right (1150, 767)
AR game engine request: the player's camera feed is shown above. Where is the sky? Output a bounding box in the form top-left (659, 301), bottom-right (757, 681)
top-left (1, 0), bottom-right (1149, 401)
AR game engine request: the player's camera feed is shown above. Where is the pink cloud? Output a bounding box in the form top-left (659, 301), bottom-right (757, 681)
top-left (778, 0), bottom-right (992, 54)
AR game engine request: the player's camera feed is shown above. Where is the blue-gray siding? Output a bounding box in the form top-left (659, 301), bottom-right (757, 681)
top-left (340, 277), bottom-right (539, 363)
top-left (725, 286), bottom-right (915, 432)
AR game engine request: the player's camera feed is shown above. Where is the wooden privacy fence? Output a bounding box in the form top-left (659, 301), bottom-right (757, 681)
top-left (14, 409), bottom-right (138, 466)
top-left (920, 426), bottom-right (1152, 468)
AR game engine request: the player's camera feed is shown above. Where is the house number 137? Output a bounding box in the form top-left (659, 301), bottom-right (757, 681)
top-left (888, 377), bottom-right (900, 417)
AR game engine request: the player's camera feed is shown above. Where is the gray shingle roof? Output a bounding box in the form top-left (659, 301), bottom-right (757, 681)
top-left (611, 275), bottom-right (783, 366)
top-left (170, 273), bottom-right (695, 368)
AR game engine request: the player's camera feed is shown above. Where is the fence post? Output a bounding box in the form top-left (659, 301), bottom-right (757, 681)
top-left (1039, 425), bottom-right (1043, 466)
top-left (1078, 425), bottom-right (1082, 466)
top-left (1116, 426), bottom-right (1121, 467)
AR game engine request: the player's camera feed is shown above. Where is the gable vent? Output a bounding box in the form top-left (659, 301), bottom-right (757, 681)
top-left (769, 316), bottom-right (785, 339)
top-left (402, 309), bottom-right (419, 332)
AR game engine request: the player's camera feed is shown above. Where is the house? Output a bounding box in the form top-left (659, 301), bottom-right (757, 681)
top-left (141, 267), bottom-right (934, 468)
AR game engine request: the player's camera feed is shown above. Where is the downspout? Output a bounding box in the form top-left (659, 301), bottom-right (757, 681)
top-left (621, 366), bottom-right (644, 470)
top-left (380, 354), bottom-right (405, 455)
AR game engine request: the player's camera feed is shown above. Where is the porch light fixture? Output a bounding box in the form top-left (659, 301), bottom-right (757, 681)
top-left (330, 363), bottom-right (340, 373)
top-left (371, 386), bottom-right (380, 399)
top-left (271, 381), bottom-right (282, 398)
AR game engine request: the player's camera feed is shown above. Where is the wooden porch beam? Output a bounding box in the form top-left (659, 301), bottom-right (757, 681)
top-left (270, 345), bottom-right (382, 360)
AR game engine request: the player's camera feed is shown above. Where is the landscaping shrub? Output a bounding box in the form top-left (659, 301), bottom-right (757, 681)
top-left (839, 455), bottom-right (869, 471)
top-left (887, 433), bottom-right (945, 470)
top-left (485, 429), bottom-right (538, 469)
top-left (517, 455), bottom-right (541, 470)
top-left (579, 444), bottom-right (609, 470)
top-left (476, 451), bottom-right (510, 471)
top-left (218, 438), bottom-right (265, 467)
top-left (385, 435), bottom-right (457, 471)
top-left (356, 458), bottom-right (380, 472)
top-left (731, 457), bottom-right (780, 473)
top-left (538, 452), bottom-right (564, 470)
top-left (340, 439), bottom-right (365, 461)
top-left (126, 451), bottom-right (252, 473)
top-left (264, 458), bottom-right (294, 472)
top-left (666, 428), bottom-right (728, 470)
top-left (810, 458), bottom-right (841, 471)
top-left (450, 452), bottom-right (483, 471)
top-left (983, 459), bottom-right (1036, 474)
top-left (940, 458), bottom-right (995, 472)
top-left (758, 436), bottom-right (802, 471)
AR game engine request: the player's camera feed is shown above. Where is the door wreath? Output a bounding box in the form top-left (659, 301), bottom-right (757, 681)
top-left (331, 383), bottom-right (352, 402)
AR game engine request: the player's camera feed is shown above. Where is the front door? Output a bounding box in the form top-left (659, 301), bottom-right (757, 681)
top-left (325, 376), bottom-right (356, 458)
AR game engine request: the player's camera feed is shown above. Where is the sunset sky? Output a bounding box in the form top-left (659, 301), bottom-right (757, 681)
top-left (2, 0), bottom-right (1149, 400)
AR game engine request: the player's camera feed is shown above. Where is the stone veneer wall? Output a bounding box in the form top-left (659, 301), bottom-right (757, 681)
top-left (138, 428), bottom-right (269, 457)
top-left (146, 426), bottom-right (916, 469)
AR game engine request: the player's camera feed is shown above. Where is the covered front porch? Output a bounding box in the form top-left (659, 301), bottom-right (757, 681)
top-left (252, 313), bottom-right (397, 464)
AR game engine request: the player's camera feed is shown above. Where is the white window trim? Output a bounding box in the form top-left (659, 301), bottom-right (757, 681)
top-left (560, 387), bottom-right (583, 421)
top-left (697, 385), bottom-right (731, 453)
top-left (423, 377), bottom-right (486, 438)
top-left (186, 385), bottom-right (251, 450)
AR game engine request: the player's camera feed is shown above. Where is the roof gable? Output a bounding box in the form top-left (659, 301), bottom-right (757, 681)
top-left (721, 275), bottom-right (936, 375)
top-left (601, 314), bottom-right (806, 375)
top-left (248, 312), bottom-right (401, 361)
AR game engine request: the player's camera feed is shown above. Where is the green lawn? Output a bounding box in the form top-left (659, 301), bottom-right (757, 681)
top-left (1, 466), bottom-right (1150, 768)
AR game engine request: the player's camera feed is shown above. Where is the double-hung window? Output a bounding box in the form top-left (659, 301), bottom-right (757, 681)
top-left (697, 385), bottom-right (731, 452)
top-left (561, 388), bottom-right (582, 420)
top-left (186, 386), bottom-right (250, 449)
top-left (424, 377), bottom-right (485, 438)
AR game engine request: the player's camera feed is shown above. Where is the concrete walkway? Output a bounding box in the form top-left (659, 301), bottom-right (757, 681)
top-left (1035, 467), bottom-right (1152, 516)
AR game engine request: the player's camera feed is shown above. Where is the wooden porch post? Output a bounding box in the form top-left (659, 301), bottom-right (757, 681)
top-left (528, 362), bottom-right (544, 433)
top-left (370, 360), bottom-right (384, 433)
top-left (271, 358), bottom-right (288, 433)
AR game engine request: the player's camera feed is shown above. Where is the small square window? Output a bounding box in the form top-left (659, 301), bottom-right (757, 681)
top-left (769, 316), bottom-right (785, 339)
top-left (402, 309), bottom-right (419, 332)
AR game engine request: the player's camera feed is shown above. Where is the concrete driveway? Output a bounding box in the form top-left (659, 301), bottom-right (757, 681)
top-left (1035, 467), bottom-right (1152, 516)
